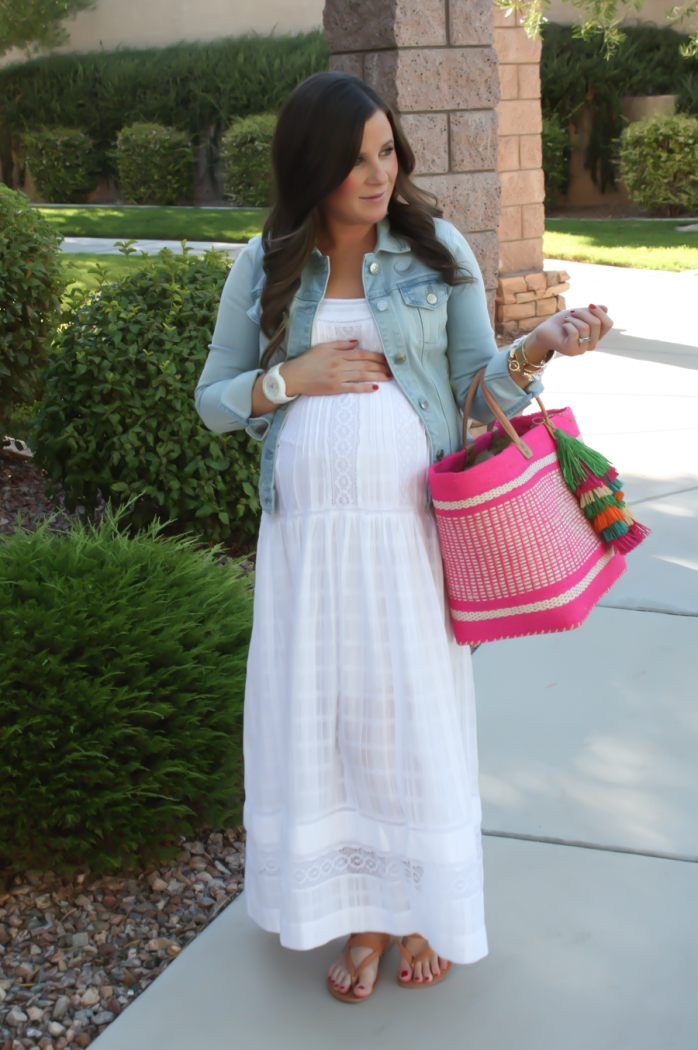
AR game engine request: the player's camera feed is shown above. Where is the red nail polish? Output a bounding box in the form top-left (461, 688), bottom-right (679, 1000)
top-left (589, 303), bottom-right (596, 309)
top-left (570, 309), bottom-right (576, 314)
top-left (372, 384), bottom-right (379, 390)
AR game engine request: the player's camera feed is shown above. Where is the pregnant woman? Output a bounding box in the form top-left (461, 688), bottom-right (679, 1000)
top-left (194, 71), bottom-right (612, 1002)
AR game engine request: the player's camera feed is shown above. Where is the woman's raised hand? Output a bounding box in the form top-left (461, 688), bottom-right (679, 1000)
top-left (280, 339), bottom-right (392, 396)
top-left (527, 304), bottom-right (614, 359)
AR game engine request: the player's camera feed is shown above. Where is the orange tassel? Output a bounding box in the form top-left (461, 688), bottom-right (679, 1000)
top-left (593, 505), bottom-right (625, 532)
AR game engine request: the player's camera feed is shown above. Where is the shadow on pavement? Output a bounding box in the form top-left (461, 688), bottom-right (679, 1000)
top-left (597, 332), bottom-right (698, 371)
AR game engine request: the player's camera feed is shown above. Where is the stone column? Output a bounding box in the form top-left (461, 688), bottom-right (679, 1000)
top-left (324, 0), bottom-right (501, 321)
top-left (493, 7), bottom-right (569, 341)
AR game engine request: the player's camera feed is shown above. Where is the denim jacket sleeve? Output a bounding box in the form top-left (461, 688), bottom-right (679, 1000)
top-left (193, 237), bottom-right (273, 442)
top-left (441, 222), bottom-right (544, 423)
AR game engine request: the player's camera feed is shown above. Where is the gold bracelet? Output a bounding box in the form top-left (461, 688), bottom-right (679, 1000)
top-left (508, 334), bottom-right (554, 379)
top-left (520, 335), bottom-right (554, 372)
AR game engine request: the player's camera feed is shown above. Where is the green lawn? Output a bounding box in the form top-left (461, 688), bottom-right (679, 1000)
top-left (61, 252), bottom-right (154, 300)
top-left (543, 219), bottom-right (698, 271)
top-left (37, 205), bottom-right (267, 243)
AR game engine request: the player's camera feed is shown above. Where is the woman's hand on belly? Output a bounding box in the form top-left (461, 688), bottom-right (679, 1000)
top-left (281, 339), bottom-right (392, 397)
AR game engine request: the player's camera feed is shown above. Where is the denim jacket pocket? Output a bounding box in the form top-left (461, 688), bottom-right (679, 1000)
top-left (398, 280), bottom-right (449, 346)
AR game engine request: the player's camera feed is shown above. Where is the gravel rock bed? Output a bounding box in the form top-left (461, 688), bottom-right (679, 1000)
top-left (0, 827), bottom-right (246, 1049)
top-left (0, 447), bottom-right (108, 541)
top-left (0, 445), bottom-right (256, 571)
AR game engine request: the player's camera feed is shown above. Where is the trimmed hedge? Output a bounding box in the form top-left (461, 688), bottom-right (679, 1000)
top-left (0, 499), bottom-right (252, 873)
top-left (542, 113), bottom-right (571, 205)
top-left (115, 122), bottom-right (194, 205)
top-left (618, 113), bottom-right (698, 214)
top-left (541, 23), bottom-right (698, 192)
top-left (221, 113), bottom-right (276, 207)
top-left (23, 126), bottom-right (99, 203)
top-left (0, 187), bottom-right (64, 438)
top-left (0, 31), bottom-right (328, 189)
top-left (27, 246), bottom-right (262, 553)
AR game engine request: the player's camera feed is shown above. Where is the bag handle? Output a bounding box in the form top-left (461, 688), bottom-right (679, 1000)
top-left (462, 368), bottom-right (557, 462)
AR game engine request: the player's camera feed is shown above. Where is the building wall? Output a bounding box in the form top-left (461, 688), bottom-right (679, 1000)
top-left (546, 0), bottom-right (683, 27)
top-left (1, 0), bottom-right (325, 67)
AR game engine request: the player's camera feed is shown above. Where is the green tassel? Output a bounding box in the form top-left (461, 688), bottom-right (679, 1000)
top-left (607, 477), bottom-right (624, 493)
top-left (601, 519), bottom-right (629, 542)
top-left (582, 493), bottom-right (620, 520)
top-left (555, 427), bottom-right (613, 492)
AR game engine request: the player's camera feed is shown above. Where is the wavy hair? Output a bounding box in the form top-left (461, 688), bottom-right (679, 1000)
top-left (259, 71), bottom-right (472, 367)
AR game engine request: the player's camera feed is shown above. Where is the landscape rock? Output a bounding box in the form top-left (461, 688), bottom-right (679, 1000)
top-left (6, 1006), bottom-right (28, 1026)
top-left (0, 825), bottom-right (245, 1044)
top-left (52, 996), bottom-right (70, 1020)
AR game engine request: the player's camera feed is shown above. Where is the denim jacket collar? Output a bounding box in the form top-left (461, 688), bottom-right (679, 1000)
top-left (309, 217), bottom-right (411, 262)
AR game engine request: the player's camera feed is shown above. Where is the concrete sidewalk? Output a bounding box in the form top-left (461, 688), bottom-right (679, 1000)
top-left (93, 260), bottom-right (698, 1049)
top-left (59, 236), bottom-right (246, 258)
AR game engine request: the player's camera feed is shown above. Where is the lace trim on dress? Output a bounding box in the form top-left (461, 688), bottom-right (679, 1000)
top-left (252, 842), bottom-right (483, 898)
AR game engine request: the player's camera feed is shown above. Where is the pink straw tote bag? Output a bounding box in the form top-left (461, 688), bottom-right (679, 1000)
top-left (429, 368), bottom-right (628, 645)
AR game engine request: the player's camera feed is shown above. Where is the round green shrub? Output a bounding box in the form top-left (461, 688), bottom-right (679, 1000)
top-left (23, 126), bottom-right (100, 203)
top-left (617, 113), bottom-right (698, 215)
top-left (220, 113), bottom-right (276, 207)
top-left (115, 122), bottom-right (194, 206)
top-left (0, 186), bottom-right (64, 440)
top-left (28, 247), bottom-right (261, 552)
top-left (0, 500), bottom-right (252, 873)
top-left (542, 113), bottom-right (571, 206)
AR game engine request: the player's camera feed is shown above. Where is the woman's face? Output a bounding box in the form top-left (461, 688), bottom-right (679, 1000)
top-left (321, 109), bottom-right (399, 227)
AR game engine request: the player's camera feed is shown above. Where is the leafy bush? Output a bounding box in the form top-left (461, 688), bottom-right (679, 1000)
top-left (0, 31), bottom-right (328, 189)
top-left (542, 113), bottom-right (571, 205)
top-left (541, 23), bottom-right (698, 192)
top-left (0, 186), bottom-right (64, 440)
top-left (114, 122), bottom-right (194, 206)
top-left (23, 126), bottom-right (99, 203)
top-left (617, 113), bottom-right (698, 215)
top-left (27, 246), bottom-right (262, 552)
top-left (0, 499), bottom-right (252, 873)
top-left (220, 114), bottom-right (276, 206)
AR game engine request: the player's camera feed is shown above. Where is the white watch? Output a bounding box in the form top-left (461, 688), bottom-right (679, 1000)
top-left (261, 363), bottom-right (298, 404)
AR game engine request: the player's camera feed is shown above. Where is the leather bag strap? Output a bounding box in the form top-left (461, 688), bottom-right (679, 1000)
top-left (462, 366), bottom-right (539, 461)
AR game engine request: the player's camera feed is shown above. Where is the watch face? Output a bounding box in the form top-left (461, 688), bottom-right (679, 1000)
top-left (264, 374), bottom-right (283, 401)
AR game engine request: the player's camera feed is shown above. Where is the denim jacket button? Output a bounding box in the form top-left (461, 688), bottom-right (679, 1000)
top-left (376, 299), bottom-right (388, 311)
top-left (426, 292), bottom-right (438, 305)
top-left (436, 449), bottom-right (444, 460)
top-left (394, 353), bottom-right (406, 364)
top-left (419, 399), bottom-right (428, 409)
top-left (369, 262), bottom-right (380, 275)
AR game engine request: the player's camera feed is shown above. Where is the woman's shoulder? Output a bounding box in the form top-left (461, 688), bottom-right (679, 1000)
top-left (432, 217), bottom-right (475, 258)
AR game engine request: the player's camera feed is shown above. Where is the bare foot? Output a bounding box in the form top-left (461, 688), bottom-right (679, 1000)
top-left (328, 932), bottom-right (390, 998)
top-left (398, 934), bottom-right (450, 984)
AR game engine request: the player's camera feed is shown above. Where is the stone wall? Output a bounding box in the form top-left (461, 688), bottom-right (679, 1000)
top-left (492, 7), bottom-right (552, 340)
top-left (324, 0), bottom-right (501, 320)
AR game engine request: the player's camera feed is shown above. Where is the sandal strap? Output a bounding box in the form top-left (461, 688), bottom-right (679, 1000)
top-left (398, 938), bottom-right (434, 967)
top-left (343, 934), bottom-right (391, 986)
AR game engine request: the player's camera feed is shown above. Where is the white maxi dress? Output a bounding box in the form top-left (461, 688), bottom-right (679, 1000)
top-left (243, 297), bottom-right (488, 965)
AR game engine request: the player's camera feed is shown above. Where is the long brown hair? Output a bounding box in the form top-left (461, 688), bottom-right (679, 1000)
top-left (259, 71), bottom-right (472, 367)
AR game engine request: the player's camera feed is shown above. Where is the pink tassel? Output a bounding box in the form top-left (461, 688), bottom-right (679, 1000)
top-left (576, 472), bottom-right (605, 495)
top-left (613, 521), bottom-right (651, 554)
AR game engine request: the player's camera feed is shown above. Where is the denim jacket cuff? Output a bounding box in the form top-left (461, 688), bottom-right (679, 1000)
top-left (217, 367), bottom-right (272, 439)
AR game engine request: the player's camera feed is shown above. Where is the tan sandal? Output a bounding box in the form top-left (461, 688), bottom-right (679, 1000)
top-left (327, 932), bottom-right (394, 1003)
top-left (397, 936), bottom-right (452, 989)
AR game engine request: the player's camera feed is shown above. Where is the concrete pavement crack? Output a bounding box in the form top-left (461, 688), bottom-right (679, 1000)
top-left (481, 829), bottom-right (698, 864)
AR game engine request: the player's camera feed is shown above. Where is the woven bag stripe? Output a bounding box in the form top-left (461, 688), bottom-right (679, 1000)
top-left (437, 470), bottom-right (599, 603)
top-left (450, 549), bottom-right (615, 621)
top-left (433, 452), bottom-right (558, 511)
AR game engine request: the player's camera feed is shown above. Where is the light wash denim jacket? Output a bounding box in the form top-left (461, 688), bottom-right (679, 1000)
top-left (194, 217), bottom-right (543, 515)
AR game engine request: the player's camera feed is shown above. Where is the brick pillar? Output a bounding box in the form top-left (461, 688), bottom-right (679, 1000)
top-left (493, 6), bottom-right (568, 341)
top-left (324, 0), bottom-right (501, 322)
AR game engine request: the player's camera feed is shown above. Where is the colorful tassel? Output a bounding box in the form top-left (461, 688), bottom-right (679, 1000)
top-left (552, 426), bottom-right (649, 555)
